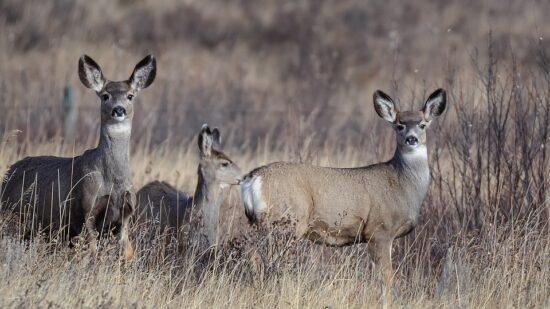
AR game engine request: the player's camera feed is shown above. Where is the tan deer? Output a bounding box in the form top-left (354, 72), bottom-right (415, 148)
top-left (242, 89), bottom-right (446, 283)
top-left (136, 125), bottom-right (242, 246)
top-left (1, 55), bottom-right (156, 261)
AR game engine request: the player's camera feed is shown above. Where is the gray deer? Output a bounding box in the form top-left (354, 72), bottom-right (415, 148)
top-left (1, 55), bottom-right (156, 261)
top-left (136, 125), bottom-right (242, 246)
top-left (242, 89), bottom-right (446, 286)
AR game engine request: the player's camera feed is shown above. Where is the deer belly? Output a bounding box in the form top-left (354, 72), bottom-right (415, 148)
top-left (395, 219), bottom-right (415, 238)
top-left (306, 217), bottom-right (364, 246)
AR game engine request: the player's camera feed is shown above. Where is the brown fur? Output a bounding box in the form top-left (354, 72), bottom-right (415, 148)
top-left (136, 125), bottom-right (241, 246)
top-left (1, 55), bottom-right (156, 261)
top-left (135, 181), bottom-right (192, 236)
top-left (242, 89), bottom-right (446, 295)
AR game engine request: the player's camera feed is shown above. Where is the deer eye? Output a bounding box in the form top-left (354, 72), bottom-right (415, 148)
top-left (221, 162), bottom-right (230, 168)
top-left (419, 123), bottom-right (426, 129)
top-left (127, 94), bottom-right (134, 101)
top-left (396, 124), bottom-right (405, 131)
top-left (102, 93), bottom-right (110, 101)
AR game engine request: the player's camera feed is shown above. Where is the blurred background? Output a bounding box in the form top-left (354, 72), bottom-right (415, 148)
top-left (1, 0), bottom-right (549, 150)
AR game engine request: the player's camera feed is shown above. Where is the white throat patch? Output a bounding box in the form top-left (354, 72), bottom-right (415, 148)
top-left (106, 122), bottom-right (132, 136)
top-left (401, 145), bottom-right (428, 161)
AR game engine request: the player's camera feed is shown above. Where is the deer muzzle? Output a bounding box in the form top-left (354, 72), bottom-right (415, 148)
top-left (111, 106), bottom-right (126, 119)
top-left (405, 135), bottom-right (419, 146)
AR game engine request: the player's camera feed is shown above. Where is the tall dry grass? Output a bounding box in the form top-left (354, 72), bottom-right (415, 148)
top-left (0, 0), bottom-right (549, 308)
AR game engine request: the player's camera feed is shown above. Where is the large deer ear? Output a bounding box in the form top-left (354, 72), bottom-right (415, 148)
top-left (79, 55), bottom-right (105, 92)
top-left (373, 90), bottom-right (397, 123)
top-left (198, 124), bottom-right (214, 157)
top-left (211, 127), bottom-right (221, 149)
top-left (423, 88), bottom-right (447, 121)
top-left (129, 55), bottom-right (156, 90)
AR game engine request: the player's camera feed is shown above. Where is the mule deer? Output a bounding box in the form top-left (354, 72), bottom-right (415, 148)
top-left (242, 89), bottom-right (446, 283)
top-left (136, 125), bottom-right (242, 246)
top-left (1, 55), bottom-right (156, 261)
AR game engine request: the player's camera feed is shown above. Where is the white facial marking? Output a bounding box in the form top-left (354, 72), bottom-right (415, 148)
top-left (112, 115), bottom-right (126, 122)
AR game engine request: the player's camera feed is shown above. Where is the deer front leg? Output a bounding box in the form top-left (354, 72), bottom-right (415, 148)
top-left (83, 193), bottom-right (105, 256)
top-left (120, 191), bottom-right (135, 261)
top-left (368, 238), bottom-right (394, 307)
top-left (119, 217), bottom-right (133, 261)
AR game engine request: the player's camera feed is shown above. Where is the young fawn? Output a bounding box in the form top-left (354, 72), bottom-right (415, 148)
top-left (242, 89), bottom-right (446, 282)
top-left (1, 55), bottom-right (156, 261)
top-left (136, 125), bottom-right (242, 246)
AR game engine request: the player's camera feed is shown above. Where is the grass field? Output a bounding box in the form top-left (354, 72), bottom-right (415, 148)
top-left (0, 109), bottom-right (548, 307)
top-left (0, 0), bottom-right (549, 308)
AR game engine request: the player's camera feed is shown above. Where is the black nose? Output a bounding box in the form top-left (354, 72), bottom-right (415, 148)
top-left (405, 136), bottom-right (419, 146)
top-left (111, 106), bottom-right (126, 117)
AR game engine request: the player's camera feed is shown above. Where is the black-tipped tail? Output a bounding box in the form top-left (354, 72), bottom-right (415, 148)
top-left (241, 174), bottom-right (258, 224)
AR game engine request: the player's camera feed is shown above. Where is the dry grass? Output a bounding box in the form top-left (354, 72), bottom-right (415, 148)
top-left (0, 0), bottom-right (549, 308)
top-left (0, 123), bottom-right (548, 307)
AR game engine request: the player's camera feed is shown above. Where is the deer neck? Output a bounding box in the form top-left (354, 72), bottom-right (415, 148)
top-left (193, 171), bottom-right (226, 215)
top-left (96, 121), bottom-right (132, 183)
top-left (390, 145), bottom-right (431, 213)
top-left (193, 169), bottom-right (226, 244)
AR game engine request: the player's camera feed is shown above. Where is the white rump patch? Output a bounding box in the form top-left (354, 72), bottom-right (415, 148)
top-left (241, 175), bottom-right (267, 219)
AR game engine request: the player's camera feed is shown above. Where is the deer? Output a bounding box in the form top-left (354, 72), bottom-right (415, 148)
top-left (241, 89), bottom-right (446, 291)
top-left (136, 124), bottom-right (242, 246)
top-left (0, 54), bottom-right (157, 261)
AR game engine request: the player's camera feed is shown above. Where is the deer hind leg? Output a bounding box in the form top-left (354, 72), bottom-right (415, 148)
top-left (287, 192), bottom-right (315, 241)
